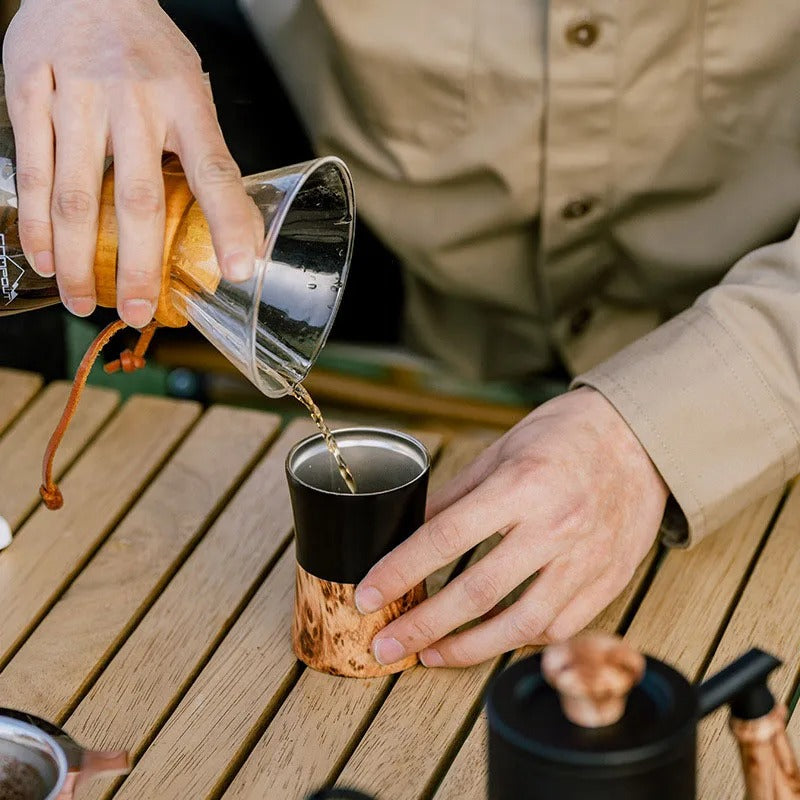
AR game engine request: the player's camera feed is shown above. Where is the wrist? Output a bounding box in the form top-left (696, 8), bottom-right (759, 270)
top-left (576, 386), bottom-right (670, 508)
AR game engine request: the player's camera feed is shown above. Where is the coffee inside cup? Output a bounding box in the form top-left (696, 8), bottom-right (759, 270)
top-left (0, 753), bottom-right (50, 800)
top-left (290, 430), bottom-right (427, 494)
top-left (0, 720), bottom-right (65, 800)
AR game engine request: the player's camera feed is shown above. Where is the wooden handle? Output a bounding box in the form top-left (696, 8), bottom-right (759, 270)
top-left (94, 155), bottom-right (221, 328)
top-left (542, 632), bottom-right (645, 727)
top-left (292, 564), bottom-right (426, 677)
top-left (731, 705), bottom-right (800, 800)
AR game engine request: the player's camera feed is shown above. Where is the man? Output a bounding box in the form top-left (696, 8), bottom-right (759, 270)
top-left (4, 0), bottom-right (799, 669)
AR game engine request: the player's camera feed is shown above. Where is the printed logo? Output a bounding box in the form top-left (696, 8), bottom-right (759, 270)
top-left (0, 233), bottom-right (24, 306)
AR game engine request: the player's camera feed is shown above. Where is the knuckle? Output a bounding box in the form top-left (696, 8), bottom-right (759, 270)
top-left (507, 611), bottom-right (545, 646)
top-left (119, 179), bottom-right (163, 216)
top-left (376, 557), bottom-right (415, 596)
top-left (53, 189), bottom-right (97, 224)
top-left (16, 167), bottom-right (50, 194)
top-left (8, 67), bottom-right (51, 105)
top-left (425, 517), bottom-right (464, 561)
top-left (542, 619), bottom-right (575, 645)
top-left (498, 458), bottom-right (543, 494)
top-left (460, 570), bottom-right (503, 613)
top-left (194, 153), bottom-right (241, 187)
top-left (558, 499), bottom-right (592, 534)
top-left (18, 218), bottom-right (51, 244)
top-left (407, 615), bottom-right (438, 646)
top-left (442, 639), bottom-right (478, 667)
top-left (117, 264), bottom-right (159, 291)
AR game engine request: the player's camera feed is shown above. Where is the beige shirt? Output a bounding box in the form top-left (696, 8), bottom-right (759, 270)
top-left (241, 0), bottom-right (800, 546)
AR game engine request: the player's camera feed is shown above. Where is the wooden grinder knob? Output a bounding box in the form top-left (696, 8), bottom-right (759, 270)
top-left (542, 632), bottom-right (646, 728)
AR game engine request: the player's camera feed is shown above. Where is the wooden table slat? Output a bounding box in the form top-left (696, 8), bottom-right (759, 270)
top-left (0, 382), bottom-right (119, 531)
top-left (220, 434), bottom-right (486, 800)
top-left (64, 418), bottom-right (346, 800)
top-left (0, 395), bottom-right (200, 666)
top-left (0, 367), bottom-right (42, 436)
top-left (698, 484), bottom-right (800, 799)
top-left (431, 546), bottom-right (658, 800)
top-left (102, 429), bottom-right (444, 800)
top-left (0, 405), bottom-right (279, 723)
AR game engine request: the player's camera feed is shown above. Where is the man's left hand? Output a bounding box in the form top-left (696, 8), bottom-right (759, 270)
top-left (355, 387), bottom-right (669, 668)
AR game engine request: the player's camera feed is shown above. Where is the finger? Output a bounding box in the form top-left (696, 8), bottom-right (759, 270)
top-left (543, 567), bottom-right (634, 643)
top-left (50, 83), bottom-right (106, 316)
top-left (425, 440), bottom-right (503, 520)
top-left (172, 89), bottom-right (260, 282)
top-left (371, 530), bottom-right (543, 666)
top-left (355, 471), bottom-right (516, 614)
top-left (111, 108), bottom-right (166, 328)
top-left (5, 67), bottom-right (55, 275)
top-left (419, 556), bottom-right (592, 668)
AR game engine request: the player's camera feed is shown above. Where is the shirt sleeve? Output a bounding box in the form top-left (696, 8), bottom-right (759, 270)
top-left (573, 221), bottom-right (800, 547)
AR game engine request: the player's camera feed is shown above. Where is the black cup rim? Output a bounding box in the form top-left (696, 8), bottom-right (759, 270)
top-left (285, 426), bottom-right (431, 497)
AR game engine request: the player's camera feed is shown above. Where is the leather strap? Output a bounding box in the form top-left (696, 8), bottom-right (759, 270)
top-left (40, 320), bottom-right (159, 510)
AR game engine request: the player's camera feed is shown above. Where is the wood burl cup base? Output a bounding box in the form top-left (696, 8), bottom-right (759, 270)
top-left (292, 564), bottom-right (427, 677)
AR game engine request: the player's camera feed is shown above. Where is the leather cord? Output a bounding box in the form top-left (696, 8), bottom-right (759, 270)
top-left (40, 320), bottom-right (159, 510)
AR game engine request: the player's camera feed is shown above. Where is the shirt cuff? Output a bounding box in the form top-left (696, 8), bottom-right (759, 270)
top-left (572, 306), bottom-right (796, 546)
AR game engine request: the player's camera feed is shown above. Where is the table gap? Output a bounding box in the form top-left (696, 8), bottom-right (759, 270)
top-left (694, 486), bottom-right (790, 684)
top-left (322, 672), bottom-right (404, 793)
top-left (423, 651), bottom-right (512, 800)
top-left (0, 407), bottom-right (205, 674)
top-left (52, 420), bottom-right (283, 727)
top-left (207, 663), bottom-right (305, 800)
top-left (617, 543), bottom-right (667, 637)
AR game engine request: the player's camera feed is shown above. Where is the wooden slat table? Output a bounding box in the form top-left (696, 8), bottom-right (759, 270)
top-left (0, 366), bottom-right (797, 800)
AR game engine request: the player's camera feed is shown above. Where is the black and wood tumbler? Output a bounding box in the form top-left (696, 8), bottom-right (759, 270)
top-left (286, 427), bottom-right (430, 677)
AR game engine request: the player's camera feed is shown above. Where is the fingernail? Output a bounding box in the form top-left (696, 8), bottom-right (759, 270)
top-left (65, 296), bottom-right (96, 317)
top-left (355, 586), bottom-right (384, 615)
top-left (34, 251), bottom-right (55, 277)
top-left (373, 637), bottom-right (406, 666)
top-left (419, 648), bottom-right (445, 668)
top-left (121, 299), bottom-right (155, 329)
top-left (224, 251), bottom-right (253, 282)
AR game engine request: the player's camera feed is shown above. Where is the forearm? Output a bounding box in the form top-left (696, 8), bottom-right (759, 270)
top-left (575, 222), bottom-right (800, 545)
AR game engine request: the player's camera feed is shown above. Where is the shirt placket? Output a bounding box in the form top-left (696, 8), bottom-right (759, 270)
top-left (538, 2), bottom-right (619, 341)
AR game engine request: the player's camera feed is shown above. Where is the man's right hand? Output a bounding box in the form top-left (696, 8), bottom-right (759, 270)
top-left (3, 0), bottom-right (262, 328)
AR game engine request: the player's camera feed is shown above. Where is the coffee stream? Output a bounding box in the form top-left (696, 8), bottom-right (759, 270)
top-left (292, 383), bottom-right (358, 494)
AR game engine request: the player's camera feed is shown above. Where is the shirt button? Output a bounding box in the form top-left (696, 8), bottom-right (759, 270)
top-left (561, 197), bottom-right (595, 219)
top-left (569, 307), bottom-right (593, 336)
top-left (566, 19), bottom-right (599, 47)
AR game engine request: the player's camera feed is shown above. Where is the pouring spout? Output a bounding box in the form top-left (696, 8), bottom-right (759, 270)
top-left (697, 649), bottom-right (782, 719)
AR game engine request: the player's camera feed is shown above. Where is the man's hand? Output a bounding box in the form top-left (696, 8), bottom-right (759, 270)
top-left (355, 387), bottom-right (669, 667)
top-left (3, 0), bottom-right (262, 328)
